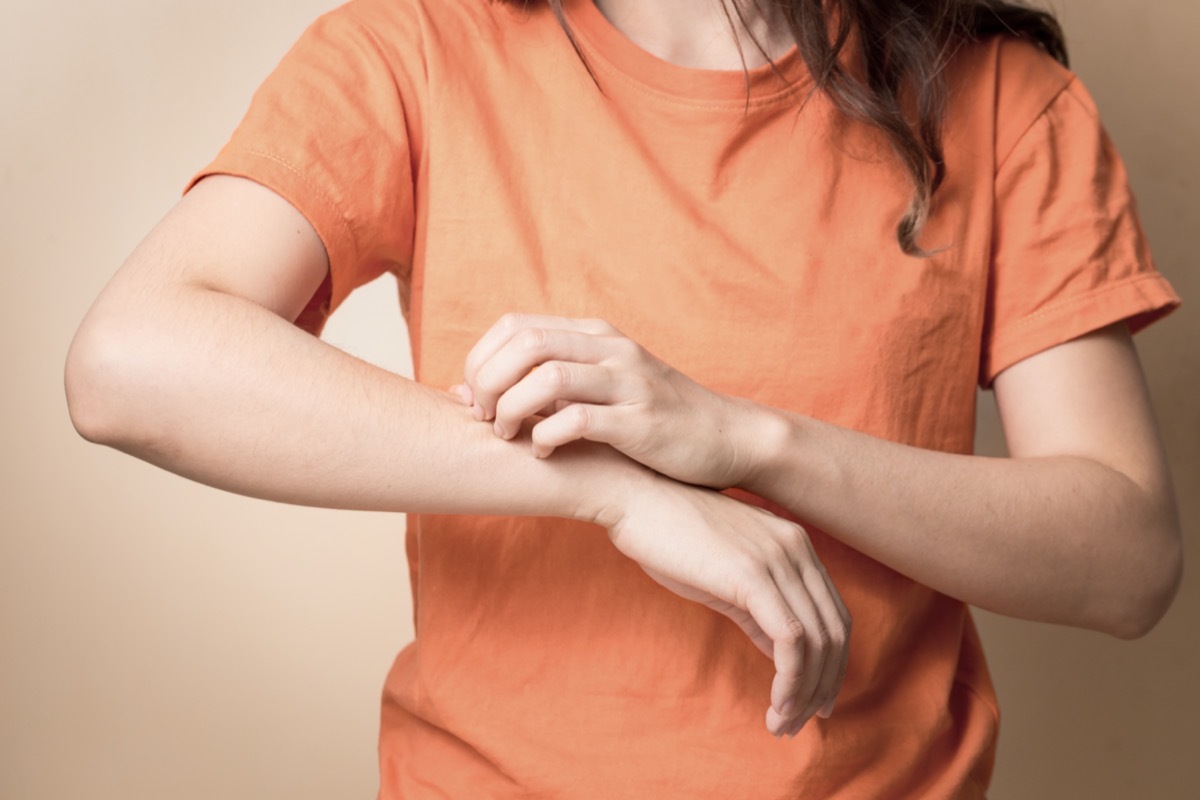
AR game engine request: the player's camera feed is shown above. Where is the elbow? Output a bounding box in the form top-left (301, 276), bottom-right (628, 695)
top-left (65, 324), bottom-right (110, 444)
top-left (1105, 517), bottom-right (1184, 641)
top-left (64, 316), bottom-right (149, 448)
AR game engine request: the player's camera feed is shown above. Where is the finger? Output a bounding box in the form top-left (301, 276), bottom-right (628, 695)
top-left (529, 403), bottom-right (632, 458)
top-left (783, 561), bottom-right (849, 736)
top-left (493, 362), bottom-right (620, 439)
top-left (470, 329), bottom-right (618, 422)
top-left (766, 560), bottom-right (828, 734)
top-left (744, 585), bottom-right (806, 737)
top-left (447, 384), bottom-right (473, 405)
top-left (806, 561), bottom-right (850, 720)
top-left (463, 313), bottom-right (617, 395)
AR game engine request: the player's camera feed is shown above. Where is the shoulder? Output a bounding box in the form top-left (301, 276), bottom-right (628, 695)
top-left (945, 34), bottom-right (1078, 163)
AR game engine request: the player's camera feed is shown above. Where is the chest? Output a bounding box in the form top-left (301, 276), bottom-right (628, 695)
top-left (410, 78), bottom-right (992, 449)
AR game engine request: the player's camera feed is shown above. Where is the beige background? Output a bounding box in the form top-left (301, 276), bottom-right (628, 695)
top-left (1, 0), bottom-right (1195, 797)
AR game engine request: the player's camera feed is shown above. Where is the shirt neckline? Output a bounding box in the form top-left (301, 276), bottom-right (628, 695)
top-left (561, 0), bottom-right (813, 109)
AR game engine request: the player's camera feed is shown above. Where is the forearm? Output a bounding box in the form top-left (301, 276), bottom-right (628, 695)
top-left (452, 312), bottom-right (1181, 637)
top-left (65, 284), bottom-right (641, 521)
top-left (739, 408), bottom-right (1181, 638)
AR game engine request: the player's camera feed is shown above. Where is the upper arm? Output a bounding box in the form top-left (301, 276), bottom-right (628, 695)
top-left (93, 174), bottom-right (330, 324)
top-left (65, 175), bottom-right (332, 443)
top-left (992, 322), bottom-right (1175, 502)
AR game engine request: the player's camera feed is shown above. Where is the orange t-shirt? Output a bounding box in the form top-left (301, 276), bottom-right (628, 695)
top-left (188, 0), bottom-right (1179, 797)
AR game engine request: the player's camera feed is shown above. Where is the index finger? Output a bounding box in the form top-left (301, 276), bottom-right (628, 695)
top-left (463, 313), bottom-right (615, 388)
top-left (464, 315), bottom-right (616, 420)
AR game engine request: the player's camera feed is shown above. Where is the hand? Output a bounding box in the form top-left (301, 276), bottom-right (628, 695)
top-left (596, 477), bottom-right (851, 737)
top-left (459, 313), bottom-right (766, 489)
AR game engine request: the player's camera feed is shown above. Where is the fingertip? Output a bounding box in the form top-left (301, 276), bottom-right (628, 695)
top-left (471, 402), bottom-right (485, 421)
top-left (769, 666), bottom-right (803, 719)
top-left (765, 708), bottom-right (784, 737)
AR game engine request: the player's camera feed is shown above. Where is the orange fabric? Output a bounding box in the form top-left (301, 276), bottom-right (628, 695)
top-left (187, 0), bottom-right (1179, 797)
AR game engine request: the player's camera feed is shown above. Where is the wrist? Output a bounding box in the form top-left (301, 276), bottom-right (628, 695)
top-left (742, 408), bottom-right (836, 509)
top-left (723, 398), bottom-right (794, 491)
top-left (553, 440), bottom-right (660, 529)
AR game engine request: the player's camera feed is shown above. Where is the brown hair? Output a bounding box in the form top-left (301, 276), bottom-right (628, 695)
top-left (501, 0), bottom-right (1068, 256)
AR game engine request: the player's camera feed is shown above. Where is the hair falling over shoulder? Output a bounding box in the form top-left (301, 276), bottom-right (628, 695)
top-left (498, 0), bottom-right (1068, 256)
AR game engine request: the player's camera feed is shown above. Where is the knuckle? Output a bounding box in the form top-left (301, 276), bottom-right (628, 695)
top-left (783, 523), bottom-right (809, 548)
top-left (614, 335), bottom-right (642, 359)
top-left (463, 352), bottom-right (486, 379)
top-left (566, 403), bottom-right (592, 432)
top-left (761, 539), bottom-right (791, 571)
top-left (737, 552), bottom-right (771, 583)
top-left (498, 312), bottom-right (526, 331)
top-left (780, 617), bottom-right (806, 646)
top-left (585, 317), bottom-right (618, 335)
top-left (828, 618), bottom-right (849, 647)
top-left (474, 371), bottom-right (502, 396)
top-left (812, 623), bottom-right (832, 651)
top-left (627, 372), bottom-right (653, 397)
top-left (543, 361), bottom-right (572, 390)
top-left (512, 327), bottom-right (548, 355)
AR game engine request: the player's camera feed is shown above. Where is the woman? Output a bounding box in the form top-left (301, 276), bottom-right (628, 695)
top-left (65, 0), bottom-right (1181, 796)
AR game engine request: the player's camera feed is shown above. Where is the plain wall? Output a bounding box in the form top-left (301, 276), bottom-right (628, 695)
top-left (1, 1), bottom-right (1195, 797)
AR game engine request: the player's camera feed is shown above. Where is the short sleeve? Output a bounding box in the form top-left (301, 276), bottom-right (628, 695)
top-left (184, 1), bottom-right (419, 335)
top-left (980, 76), bottom-right (1180, 386)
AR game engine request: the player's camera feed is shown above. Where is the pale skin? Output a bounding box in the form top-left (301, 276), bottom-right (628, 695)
top-left (65, 0), bottom-right (1182, 741)
top-left (592, 0), bottom-right (796, 69)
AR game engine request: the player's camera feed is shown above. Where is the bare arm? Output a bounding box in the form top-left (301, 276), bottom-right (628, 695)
top-left (463, 318), bottom-right (1183, 639)
top-left (739, 325), bottom-right (1183, 639)
top-left (65, 176), bottom-right (638, 518)
top-left (65, 175), bottom-right (848, 736)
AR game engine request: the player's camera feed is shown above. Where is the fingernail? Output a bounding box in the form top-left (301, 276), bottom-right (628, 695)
top-left (818, 697), bottom-right (836, 719)
top-left (493, 421), bottom-right (506, 439)
top-left (472, 403), bottom-right (484, 421)
top-left (778, 699), bottom-right (795, 719)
